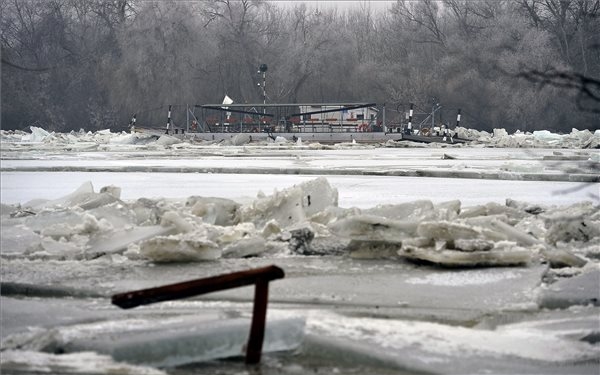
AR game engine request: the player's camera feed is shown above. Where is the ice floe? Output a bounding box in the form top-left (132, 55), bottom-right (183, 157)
top-left (455, 126), bottom-right (600, 149)
top-left (1, 177), bottom-right (596, 269)
top-left (305, 310), bottom-right (600, 374)
top-left (1, 314), bottom-right (304, 368)
top-left (2, 125), bottom-right (599, 149)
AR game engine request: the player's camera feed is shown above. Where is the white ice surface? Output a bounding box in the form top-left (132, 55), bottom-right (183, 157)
top-left (56, 315), bottom-right (305, 367)
top-left (404, 268), bottom-right (522, 286)
top-left (305, 310), bottom-right (599, 364)
top-left (2, 147), bottom-right (596, 174)
top-left (2, 147), bottom-right (597, 207)
top-left (2, 171), bottom-right (597, 208)
top-left (0, 350), bottom-right (167, 375)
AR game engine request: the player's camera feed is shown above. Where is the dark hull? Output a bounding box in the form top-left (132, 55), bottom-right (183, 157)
top-left (137, 128), bottom-right (467, 144)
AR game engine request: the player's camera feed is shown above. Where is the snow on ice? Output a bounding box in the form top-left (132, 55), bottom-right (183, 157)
top-left (1, 126), bottom-right (599, 374)
top-left (2, 176), bottom-right (596, 268)
top-left (1, 350), bottom-right (167, 375)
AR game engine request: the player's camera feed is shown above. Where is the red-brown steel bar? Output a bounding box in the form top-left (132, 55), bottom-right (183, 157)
top-left (110, 265), bottom-right (285, 364)
top-left (112, 265), bottom-right (284, 309)
top-left (246, 280), bottom-right (269, 364)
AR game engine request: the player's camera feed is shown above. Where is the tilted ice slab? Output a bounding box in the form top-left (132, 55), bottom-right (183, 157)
top-left (538, 266), bottom-right (600, 309)
top-left (8, 313), bottom-right (305, 368)
top-left (236, 176), bottom-right (338, 229)
top-left (205, 265), bottom-right (548, 314)
top-left (63, 317), bottom-right (304, 367)
top-left (304, 310), bottom-right (600, 374)
top-left (399, 245), bottom-right (536, 267)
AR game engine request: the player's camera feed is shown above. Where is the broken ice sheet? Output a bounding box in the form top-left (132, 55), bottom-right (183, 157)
top-left (398, 244), bottom-right (536, 267)
top-left (222, 236), bottom-right (267, 258)
top-left (138, 233), bottom-right (221, 262)
top-left (545, 216), bottom-right (600, 245)
top-left (361, 199), bottom-right (462, 222)
top-left (328, 215), bottom-right (418, 241)
top-left (88, 225), bottom-right (177, 258)
top-left (0, 218), bottom-right (41, 256)
top-left (187, 196), bottom-right (239, 226)
top-left (458, 202), bottom-right (528, 224)
top-left (134, 218), bottom-right (277, 262)
top-left (361, 200), bottom-right (436, 220)
top-left (8, 314), bottom-right (305, 368)
top-left (33, 236), bottom-right (85, 260)
top-left (0, 350), bottom-right (167, 375)
top-left (346, 239), bottom-right (402, 259)
top-left (23, 181), bottom-right (97, 210)
top-left (417, 220), bottom-right (496, 241)
top-left (305, 310), bottom-right (600, 374)
top-left (236, 176), bottom-right (338, 228)
top-left (538, 266), bottom-right (600, 309)
top-left (24, 208), bottom-right (90, 233)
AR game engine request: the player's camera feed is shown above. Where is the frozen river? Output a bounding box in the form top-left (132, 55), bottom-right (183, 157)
top-left (2, 171), bottom-right (597, 208)
top-left (1, 137), bottom-right (599, 375)
top-left (2, 146), bottom-right (598, 206)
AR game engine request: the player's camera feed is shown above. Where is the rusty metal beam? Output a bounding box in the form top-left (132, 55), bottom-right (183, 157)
top-left (111, 265), bottom-right (285, 364)
top-left (246, 279), bottom-right (269, 364)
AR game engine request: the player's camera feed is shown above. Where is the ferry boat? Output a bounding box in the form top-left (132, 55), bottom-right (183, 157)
top-left (132, 102), bottom-right (468, 144)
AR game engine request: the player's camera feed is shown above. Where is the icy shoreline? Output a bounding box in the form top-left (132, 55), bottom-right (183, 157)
top-left (1, 125), bottom-right (600, 149)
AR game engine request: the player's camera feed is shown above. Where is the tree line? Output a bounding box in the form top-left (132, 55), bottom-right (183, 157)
top-left (2, 0), bottom-right (599, 133)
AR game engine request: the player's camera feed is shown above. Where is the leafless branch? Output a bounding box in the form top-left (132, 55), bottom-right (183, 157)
top-left (1, 57), bottom-right (49, 71)
top-left (517, 69), bottom-right (600, 113)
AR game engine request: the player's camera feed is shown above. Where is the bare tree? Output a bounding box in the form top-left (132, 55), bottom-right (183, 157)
top-left (517, 68), bottom-right (600, 113)
top-left (2, 0), bottom-right (598, 132)
top-left (201, 0), bottom-right (272, 102)
top-left (515, 0), bottom-right (600, 115)
top-left (391, 0), bottom-right (447, 46)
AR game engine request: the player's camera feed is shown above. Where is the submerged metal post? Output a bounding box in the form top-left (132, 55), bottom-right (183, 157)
top-left (111, 265), bottom-right (285, 365)
top-left (246, 279), bottom-right (269, 363)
